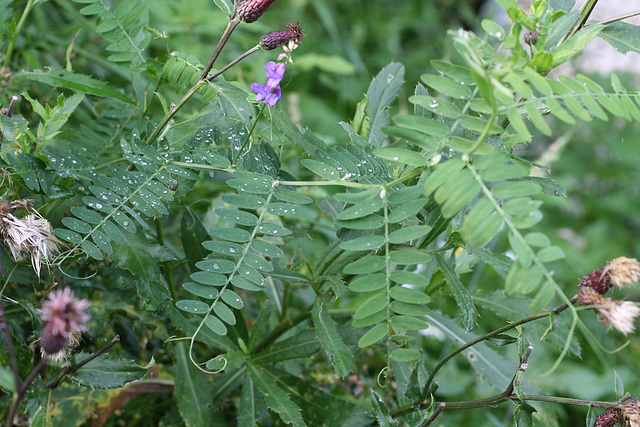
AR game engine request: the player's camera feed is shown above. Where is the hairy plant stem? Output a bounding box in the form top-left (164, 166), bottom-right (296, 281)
top-left (417, 296), bottom-right (577, 405)
top-left (47, 335), bottom-right (121, 389)
top-left (3, 0), bottom-right (35, 68)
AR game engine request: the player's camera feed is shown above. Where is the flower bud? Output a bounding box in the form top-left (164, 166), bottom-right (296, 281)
top-left (236, 0), bottom-right (276, 23)
top-left (260, 22), bottom-right (304, 51)
top-left (40, 321), bottom-right (68, 355)
top-left (524, 30), bottom-right (539, 46)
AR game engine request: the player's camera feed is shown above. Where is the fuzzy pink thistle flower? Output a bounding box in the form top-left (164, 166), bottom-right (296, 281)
top-left (39, 287), bottom-right (90, 360)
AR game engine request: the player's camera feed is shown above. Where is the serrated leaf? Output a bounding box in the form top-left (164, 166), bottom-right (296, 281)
top-left (246, 362), bottom-right (306, 426)
top-left (173, 342), bottom-right (214, 425)
top-left (370, 390), bottom-right (397, 427)
top-left (111, 231), bottom-right (172, 311)
top-left (313, 299), bottom-right (353, 377)
top-left (367, 63), bottom-right (405, 148)
top-left (70, 353), bottom-right (152, 389)
top-left (252, 330), bottom-right (320, 364)
top-left (435, 253), bottom-right (478, 331)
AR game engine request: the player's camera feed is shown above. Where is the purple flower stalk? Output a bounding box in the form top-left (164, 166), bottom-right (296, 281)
top-left (251, 60), bottom-right (286, 106)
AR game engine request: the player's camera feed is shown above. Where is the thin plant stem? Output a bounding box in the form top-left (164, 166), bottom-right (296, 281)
top-left (207, 45), bottom-right (261, 82)
top-left (418, 296), bottom-right (576, 404)
top-left (584, 10), bottom-right (640, 28)
top-left (3, 0), bottom-right (35, 68)
top-left (198, 18), bottom-right (240, 81)
top-left (6, 357), bottom-right (46, 427)
top-left (558, 0), bottom-right (599, 45)
top-left (47, 335), bottom-right (121, 389)
top-left (232, 103), bottom-right (267, 165)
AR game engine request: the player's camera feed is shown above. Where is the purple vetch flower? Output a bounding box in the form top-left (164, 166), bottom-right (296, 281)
top-left (251, 61), bottom-right (286, 106)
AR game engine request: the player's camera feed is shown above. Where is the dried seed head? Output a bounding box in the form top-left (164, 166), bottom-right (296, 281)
top-left (236, 0), bottom-right (276, 23)
top-left (0, 200), bottom-right (63, 277)
top-left (605, 257), bottom-right (640, 288)
top-left (260, 22), bottom-right (304, 51)
top-left (578, 286), bottom-right (640, 335)
top-left (621, 397), bottom-right (640, 427)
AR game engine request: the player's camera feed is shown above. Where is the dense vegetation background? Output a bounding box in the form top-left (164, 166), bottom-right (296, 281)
top-left (1, 0), bottom-right (640, 425)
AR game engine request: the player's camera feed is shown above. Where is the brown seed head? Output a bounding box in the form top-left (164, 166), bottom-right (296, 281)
top-left (605, 257), bottom-right (640, 288)
top-left (578, 286), bottom-right (640, 335)
top-left (236, 0), bottom-right (276, 23)
top-left (621, 397), bottom-right (640, 427)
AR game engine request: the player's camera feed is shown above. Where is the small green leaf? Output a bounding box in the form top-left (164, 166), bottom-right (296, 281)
top-left (390, 302), bottom-right (430, 316)
top-left (344, 256), bottom-right (386, 274)
top-left (390, 348), bottom-right (421, 362)
top-left (215, 208), bottom-right (258, 226)
top-left (390, 286), bottom-right (430, 304)
top-left (302, 159), bottom-right (340, 180)
top-left (82, 240), bottom-right (103, 260)
top-left (409, 95), bottom-right (461, 118)
top-left (190, 271), bottom-right (227, 286)
top-left (392, 114), bottom-right (448, 136)
top-left (213, 302), bottom-right (236, 325)
top-left (176, 300), bottom-right (209, 314)
top-left (348, 274), bottom-right (387, 293)
top-left (389, 250), bottom-right (431, 265)
top-left (221, 289), bottom-right (244, 309)
top-left (202, 241), bottom-right (244, 257)
top-left (354, 294), bottom-right (388, 319)
top-left (209, 227), bottom-right (251, 243)
top-left (358, 323), bottom-right (389, 347)
top-left (339, 236), bottom-right (385, 251)
top-left (55, 228), bottom-right (83, 244)
top-left (389, 271), bottom-right (428, 287)
top-left (372, 147), bottom-right (428, 166)
top-left (196, 259), bottom-right (235, 274)
top-left (183, 282), bottom-right (219, 299)
top-left (421, 74), bottom-right (472, 99)
top-left (221, 194), bottom-right (266, 209)
top-left (390, 315), bottom-right (429, 330)
top-left (251, 240), bottom-right (284, 258)
top-left (338, 198), bottom-right (384, 220)
top-left (71, 206), bottom-right (102, 224)
top-left (387, 225), bottom-right (432, 244)
top-left (204, 315), bottom-right (228, 335)
top-left (274, 189), bottom-right (313, 204)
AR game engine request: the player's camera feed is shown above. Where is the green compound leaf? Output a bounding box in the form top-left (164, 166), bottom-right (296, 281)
top-left (435, 253), bottom-right (478, 331)
top-left (313, 299), bottom-right (353, 377)
top-left (390, 348), bottom-right (421, 362)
